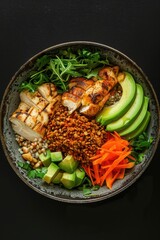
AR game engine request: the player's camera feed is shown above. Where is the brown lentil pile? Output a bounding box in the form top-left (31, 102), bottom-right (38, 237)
top-left (45, 104), bottom-right (108, 164)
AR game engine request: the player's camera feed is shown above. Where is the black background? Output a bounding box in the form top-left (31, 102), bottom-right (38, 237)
top-left (0, 1), bottom-right (160, 240)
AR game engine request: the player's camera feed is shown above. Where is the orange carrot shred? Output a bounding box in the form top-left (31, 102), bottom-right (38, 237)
top-left (106, 169), bottom-right (121, 189)
top-left (83, 131), bottom-right (135, 189)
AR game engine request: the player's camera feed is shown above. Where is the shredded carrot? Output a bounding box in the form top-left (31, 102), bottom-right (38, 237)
top-left (117, 168), bottom-right (125, 179)
top-left (83, 131), bottom-right (135, 190)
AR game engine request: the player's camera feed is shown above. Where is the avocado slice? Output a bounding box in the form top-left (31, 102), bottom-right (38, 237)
top-left (43, 162), bottom-right (59, 184)
top-left (96, 72), bottom-right (136, 125)
top-left (61, 172), bottom-right (76, 189)
top-left (125, 111), bottom-right (151, 140)
top-left (75, 168), bottom-right (85, 187)
top-left (52, 171), bottom-right (63, 184)
top-left (39, 149), bottom-right (51, 167)
top-left (119, 96), bottom-right (149, 136)
top-left (51, 151), bottom-right (63, 162)
top-left (106, 84), bottom-right (144, 132)
top-left (58, 155), bottom-right (79, 173)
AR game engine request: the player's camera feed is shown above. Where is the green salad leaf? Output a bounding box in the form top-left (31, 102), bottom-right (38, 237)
top-left (130, 132), bottom-right (153, 164)
top-left (18, 48), bottom-right (109, 93)
top-left (78, 176), bottom-right (100, 196)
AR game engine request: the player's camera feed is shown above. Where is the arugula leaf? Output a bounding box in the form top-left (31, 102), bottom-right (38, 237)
top-left (18, 48), bottom-right (109, 93)
top-left (35, 55), bottom-right (50, 70)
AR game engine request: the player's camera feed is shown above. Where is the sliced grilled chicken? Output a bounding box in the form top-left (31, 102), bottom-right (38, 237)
top-left (24, 111), bottom-right (49, 129)
top-left (38, 83), bottom-right (58, 102)
top-left (80, 80), bottom-right (111, 117)
top-left (117, 72), bottom-right (125, 82)
top-left (62, 92), bottom-right (81, 114)
top-left (81, 80), bottom-right (109, 106)
top-left (10, 84), bottom-right (60, 141)
top-left (28, 107), bottom-right (49, 125)
top-left (32, 122), bottom-right (46, 136)
top-left (10, 117), bottom-right (43, 141)
top-left (11, 102), bottom-right (30, 122)
top-left (69, 86), bottom-right (85, 98)
top-left (79, 67), bottom-right (119, 117)
top-left (20, 90), bottom-right (49, 110)
top-left (24, 115), bottom-right (37, 128)
top-left (44, 95), bottom-right (61, 115)
top-left (62, 78), bottom-right (94, 114)
top-left (10, 108), bottom-right (47, 140)
top-left (68, 77), bottom-right (94, 90)
top-left (79, 104), bottom-right (100, 117)
top-left (27, 106), bottom-right (40, 118)
top-left (18, 102), bottom-right (30, 111)
top-left (11, 111), bottom-right (29, 122)
top-left (112, 66), bottom-right (120, 77)
top-left (99, 66), bottom-right (119, 80)
top-left (80, 93), bottom-right (110, 117)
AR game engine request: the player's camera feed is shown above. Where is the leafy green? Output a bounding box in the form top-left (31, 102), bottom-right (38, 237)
top-left (130, 132), bottom-right (153, 164)
top-left (78, 176), bottom-right (100, 196)
top-left (17, 161), bottom-right (31, 170)
top-left (17, 161), bottom-right (47, 179)
top-left (18, 48), bottom-right (109, 93)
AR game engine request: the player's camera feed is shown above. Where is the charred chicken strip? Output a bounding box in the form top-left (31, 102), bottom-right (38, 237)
top-left (18, 102), bottom-right (30, 111)
top-left (62, 77), bottom-right (94, 114)
top-left (69, 86), bottom-right (85, 98)
top-left (10, 83), bottom-right (61, 141)
top-left (25, 108), bottom-right (49, 128)
top-left (62, 92), bottom-right (82, 114)
top-left (44, 95), bottom-right (61, 115)
top-left (62, 67), bottom-right (120, 117)
top-left (20, 90), bottom-right (49, 110)
top-left (68, 77), bottom-right (94, 90)
top-left (10, 117), bottom-right (44, 141)
top-left (80, 80), bottom-right (112, 117)
top-left (79, 67), bottom-right (119, 116)
top-left (10, 106), bottom-right (47, 140)
top-left (38, 83), bottom-right (58, 102)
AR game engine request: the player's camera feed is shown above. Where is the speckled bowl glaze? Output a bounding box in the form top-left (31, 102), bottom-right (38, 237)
top-left (0, 41), bottom-right (160, 203)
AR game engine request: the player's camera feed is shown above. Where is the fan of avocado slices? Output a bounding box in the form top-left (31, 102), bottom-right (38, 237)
top-left (97, 72), bottom-right (151, 140)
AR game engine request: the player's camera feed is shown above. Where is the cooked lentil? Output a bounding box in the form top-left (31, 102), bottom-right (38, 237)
top-left (45, 104), bottom-right (108, 164)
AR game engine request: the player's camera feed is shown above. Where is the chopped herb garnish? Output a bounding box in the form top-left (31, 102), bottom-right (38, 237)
top-left (17, 161), bottom-right (47, 179)
top-left (27, 167), bottom-right (47, 179)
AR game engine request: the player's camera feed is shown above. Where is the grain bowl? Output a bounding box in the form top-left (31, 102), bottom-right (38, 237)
top-left (0, 41), bottom-right (159, 203)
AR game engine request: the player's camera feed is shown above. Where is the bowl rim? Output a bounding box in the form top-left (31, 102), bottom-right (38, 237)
top-left (0, 40), bottom-right (160, 203)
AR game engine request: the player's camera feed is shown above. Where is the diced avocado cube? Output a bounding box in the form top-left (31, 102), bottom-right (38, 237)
top-left (52, 171), bottom-right (63, 184)
top-left (39, 149), bottom-right (51, 167)
top-left (61, 172), bottom-right (76, 190)
top-left (51, 151), bottom-right (63, 162)
top-left (58, 155), bottom-right (79, 173)
top-left (75, 168), bottom-right (85, 187)
top-left (43, 163), bottom-right (59, 184)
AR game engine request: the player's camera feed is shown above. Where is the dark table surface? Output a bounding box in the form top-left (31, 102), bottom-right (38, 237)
top-left (0, 1), bottom-right (160, 240)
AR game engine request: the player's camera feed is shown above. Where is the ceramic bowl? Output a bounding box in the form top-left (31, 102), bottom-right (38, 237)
top-left (0, 41), bottom-right (160, 203)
